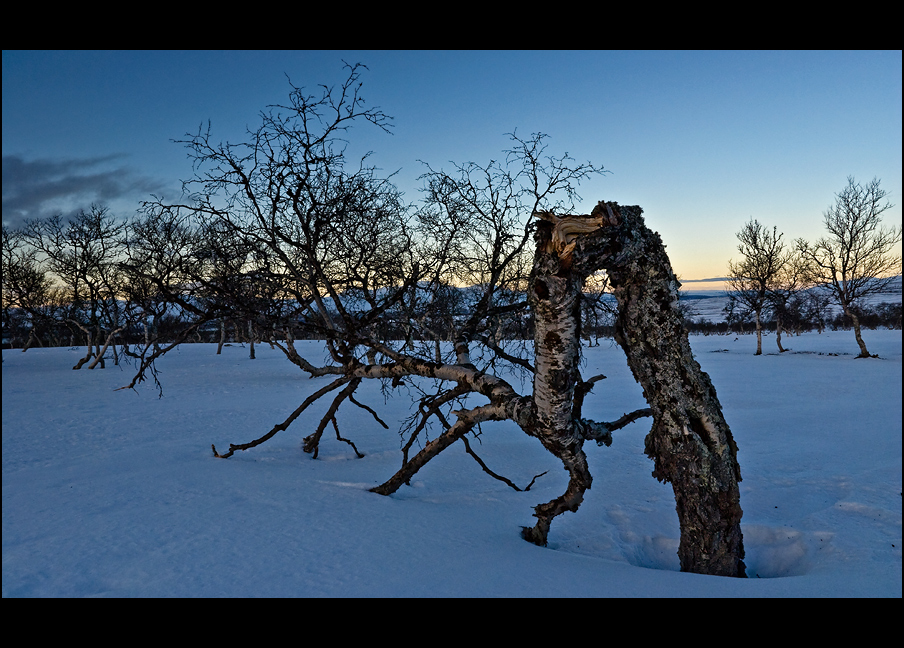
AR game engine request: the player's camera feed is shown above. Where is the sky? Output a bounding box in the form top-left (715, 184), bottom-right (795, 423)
top-left (3, 50), bottom-right (901, 286)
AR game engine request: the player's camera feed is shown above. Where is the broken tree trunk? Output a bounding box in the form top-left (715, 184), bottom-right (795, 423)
top-left (571, 201), bottom-right (746, 577)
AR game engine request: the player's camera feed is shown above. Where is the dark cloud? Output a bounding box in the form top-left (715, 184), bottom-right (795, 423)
top-left (2, 154), bottom-right (168, 229)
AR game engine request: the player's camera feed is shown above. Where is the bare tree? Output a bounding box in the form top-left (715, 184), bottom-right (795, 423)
top-left (727, 219), bottom-right (787, 355)
top-left (117, 205), bottom-right (220, 389)
top-left (23, 205), bottom-right (128, 369)
top-left (2, 225), bottom-right (55, 349)
top-left (412, 130), bottom-right (605, 372)
top-left (129, 64), bottom-right (746, 576)
top-left (798, 177), bottom-right (901, 357)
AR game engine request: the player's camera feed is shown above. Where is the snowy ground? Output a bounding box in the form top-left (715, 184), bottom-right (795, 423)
top-left (3, 330), bottom-right (901, 597)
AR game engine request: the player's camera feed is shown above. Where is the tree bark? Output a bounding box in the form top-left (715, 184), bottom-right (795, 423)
top-left (845, 307), bottom-right (872, 358)
top-left (775, 313), bottom-right (787, 353)
top-left (520, 218), bottom-right (594, 546)
top-left (574, 202), bottom-right (746, 577)
top-left (754, 309), bottom-right (763, 355)
top-left (248, 319), bottom-right (256, 360)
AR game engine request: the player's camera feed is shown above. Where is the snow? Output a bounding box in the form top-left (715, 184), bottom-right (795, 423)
top-left (3, 330), bottom-right (901, 597)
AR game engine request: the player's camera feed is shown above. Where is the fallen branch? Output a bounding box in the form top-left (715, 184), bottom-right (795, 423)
top-left (330, 415), bottom-right (365, 458)
top-left (399, 383), bottom-right (470, 471)
top-left (348, 393), bottom-right (389, 430)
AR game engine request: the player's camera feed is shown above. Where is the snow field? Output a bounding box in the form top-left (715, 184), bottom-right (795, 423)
top-left (2, 330), bottom-right (901, 597)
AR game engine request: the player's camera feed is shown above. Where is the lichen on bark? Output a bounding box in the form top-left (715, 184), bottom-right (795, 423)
top-left (575, 201), bottom-right (746, 577)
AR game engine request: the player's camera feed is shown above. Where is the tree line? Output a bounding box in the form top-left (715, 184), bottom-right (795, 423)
top-left (5, 187), bottom-right (899, 360)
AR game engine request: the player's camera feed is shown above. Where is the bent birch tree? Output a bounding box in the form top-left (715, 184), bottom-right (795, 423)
top-left (213, 200), bottom-right (746, 578)
top-left (130, 64), bottom-right (745, 577)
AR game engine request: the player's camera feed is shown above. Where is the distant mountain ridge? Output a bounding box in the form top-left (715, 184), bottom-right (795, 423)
top-left (681, 275), bottom-right (902, 323)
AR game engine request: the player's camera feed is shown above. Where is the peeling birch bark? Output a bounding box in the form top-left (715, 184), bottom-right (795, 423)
top-left (520, 222), bottom-right (594, 546)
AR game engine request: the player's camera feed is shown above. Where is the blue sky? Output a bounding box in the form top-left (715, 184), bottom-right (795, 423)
top-left (3, 50), bottom-right (901, 285)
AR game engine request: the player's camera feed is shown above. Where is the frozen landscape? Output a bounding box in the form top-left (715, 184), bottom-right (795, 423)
top-left (2, 329), bottom-right (901, 597)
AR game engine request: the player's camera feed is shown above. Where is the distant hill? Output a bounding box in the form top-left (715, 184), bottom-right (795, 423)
top-left (337, 277), bottom-right (902, 325)
top-left (681, 275), bottom-right (902, 323)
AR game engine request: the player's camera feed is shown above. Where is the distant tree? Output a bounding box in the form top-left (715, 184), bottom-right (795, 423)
top-left (799, 288), bottom-right (833, 334)
top-left (580, 270), bottom-right (615, 345)
top-left (874, 302), bottom-right (902, 329)
top-left (721, 293), bottom-right (749, 334)
top-left (117, 205), bottom-right (220, 388)
top-left (797, 177), bottom-right (902, 357)
top-left (727, 219), bottom-right (787, 354)
top-left (414, 130), bottom-right (603, 369)
top-left (1, 226), bottom-right (68, 349)
top-left (674, 284), bottom-right (699, 331)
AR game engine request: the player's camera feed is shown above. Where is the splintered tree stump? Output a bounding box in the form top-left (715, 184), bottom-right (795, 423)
top-left (571, 202), bottom-right (745, 577)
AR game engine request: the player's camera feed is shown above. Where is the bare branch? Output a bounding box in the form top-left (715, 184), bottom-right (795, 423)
top-left (578, 408), bottom-right (654, 446)
top-left (213, 376), bottom-right (354, 458)
top-left (371, 403), bottom-right (505, 495)
top-left (348, 393), bottom-right (389, 430)
top-left (461, 435), bottom-right (547, 491)
top-left (303, 378), bottom-right (365, 458)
